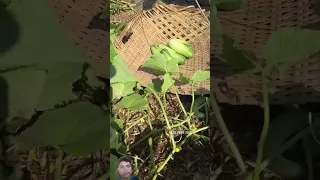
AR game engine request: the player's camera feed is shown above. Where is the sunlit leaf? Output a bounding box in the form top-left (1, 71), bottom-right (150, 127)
top-left (192, 70), bottom-right (210, 84)
top-left (114, 94), bottom-right (148, 111)
top-left (111, 54), bottom-right (137, 84)
top-left (161, 73), bottom-right (175, 92)
top-left (142, 54), bottom-right (179, 74)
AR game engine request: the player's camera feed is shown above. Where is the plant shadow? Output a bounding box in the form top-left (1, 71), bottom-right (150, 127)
top-left (0, 3), bottom-right (21, 56)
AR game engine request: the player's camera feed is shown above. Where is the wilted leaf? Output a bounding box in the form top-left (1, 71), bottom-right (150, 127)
top-left (16, 102), bottom-right (109, 155)
top-left (114, 94), bottom-right (148, 111)
top-left (221, 35), bottom-right (256, 71)
top-left (264, 28), bottom-right (320, 73)
top-left (192, 70), bottom-right (210, 84)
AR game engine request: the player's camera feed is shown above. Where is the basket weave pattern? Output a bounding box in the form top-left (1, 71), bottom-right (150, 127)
top-left (212, 0), bottom-right (320, 105)
top-left (50, 0), bottom-right (108, 62)
top-left (114, 4), bottom-right (210, 95)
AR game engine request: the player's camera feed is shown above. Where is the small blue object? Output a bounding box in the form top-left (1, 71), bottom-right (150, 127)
top-left (118, 176), bottom-right (139, 180)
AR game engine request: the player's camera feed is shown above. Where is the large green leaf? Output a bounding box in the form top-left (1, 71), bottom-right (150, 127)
top-left (221, 36), bottom-right (256, 71)
top-left (16, 102), bottom-right (109, 155)
top-left (192, 70), bottom-right (210, 84)
top-left (0, 0), bottom-right (91, 66)
top-left (110, 154), bottom-right (120, 180)
top-left (0, 68), bottom-right (46, 120)
top-left (37, 62), bottom-right (84, 110)
top-left (114, 94), bottom-right (148, 111)
top-left (264, 28), bottom-right (320, 72)
top-left (142, 54), bottom-right (179, 74)
top-left (110, 54), bottom-right (137, 84)
top-left (110, 81), bottom-right (136, 100)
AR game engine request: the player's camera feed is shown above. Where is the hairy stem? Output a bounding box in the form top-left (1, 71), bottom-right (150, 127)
top-left (210, 91), bottom-right (246, 173)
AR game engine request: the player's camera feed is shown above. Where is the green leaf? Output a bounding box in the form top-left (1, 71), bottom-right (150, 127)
top-left (192, 70), bottom-right (210, 84)
top-left (0, 68), bottom-right (46, 120)
top-left (161, 73), bottom-right (175, 92)
top-left (110, 118), bottom-right (124, 132)
top-left (268, 155), bottom-right (304, 179)
top-left (110, 154), bottom-right (120, 180)
top-left (114, 94), bottom-right (148, 111)
top-left (110, 125), bottom-right (119, 149)
top-left (192, 96), bottom-right (207, 118)
top-left (16, 102), bottom-right (109, 155)
top-left (216, 0), bottom-right (246, 11)
top-left (111, 83), bottom-right (125, 100)
top-left (146, 82), bottom-right (162, 94)
top-left (0, 0), bottom-right (91, 66)
top-left (142, 54), bottom-right (179, 74)
top-left (110, 43), bottom-right (118, 59)
top-left (264, 109), bottom-right (308, 159)
top-left (36, 62), bottom-right (84, 110)
top-left (111, 81), bottom-right (137, 100)
top-left (264, 28), bottom-right (320, 72)
top-left (179, 73), bottom-right (191, 85)
top-left (6, 165), bottom-right (23, 180)
top-left (111, 54), bottom-right (137, 84)
top-left (221, 35), bottom-right (256, 71)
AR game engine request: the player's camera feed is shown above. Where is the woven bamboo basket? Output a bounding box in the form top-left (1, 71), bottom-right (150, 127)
top-left (212, 0), bottom-right (320, 105)
top-left (114, 3), bottom-right (210, 95)
top-left (49, 0), bottom-right (109, 77)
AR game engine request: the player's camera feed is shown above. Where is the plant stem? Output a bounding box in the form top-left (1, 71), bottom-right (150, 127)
top-left (54, 146), bottom-right (63, 180)
top-left (149, 137), bottom-right (156, 170)
top-left (170, 76), bottom-right (187, 117)
top-left (210, 91), bottom-right (246, 173)
top-left (253, 75), bottom-right (270, 180)
top-left (123, 115), bottom-right (147, 134)
top-left (146, 86), bottom-right (176, 149)
top-left (190, 84), bottom-right (195, 114)
top-left (129, 128), bottom-right (164, 150)
top-left (302, 136), bottom-right (313, 180)
top-left (152, 126), bottom-right (208, 180)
